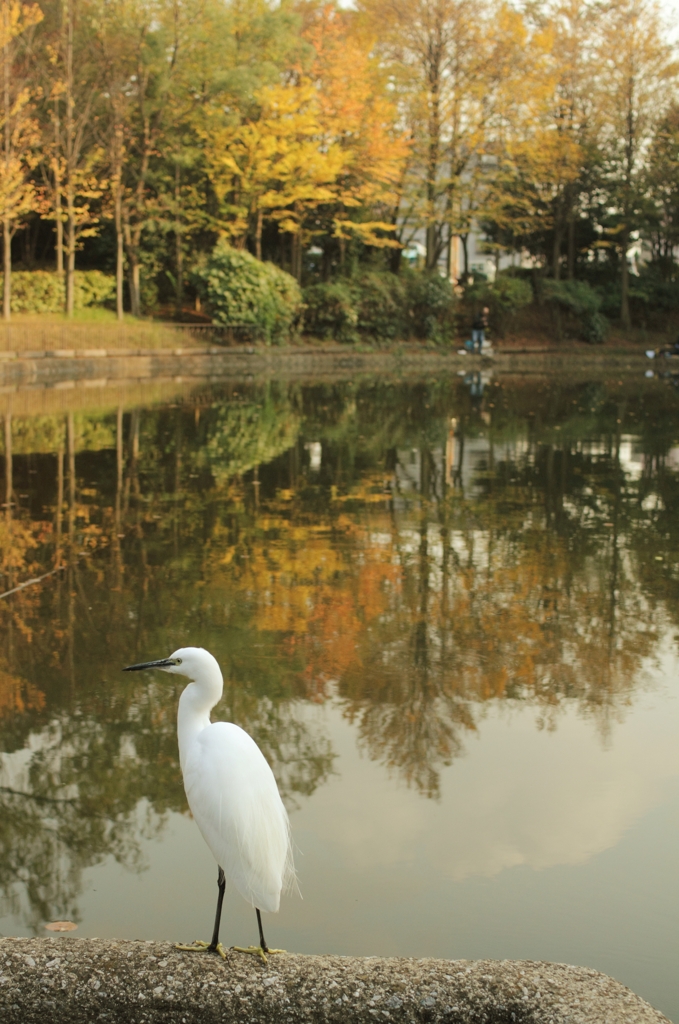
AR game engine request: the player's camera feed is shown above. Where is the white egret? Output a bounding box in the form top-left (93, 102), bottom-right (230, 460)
top-left (123, 646), bottom-right (295, 961)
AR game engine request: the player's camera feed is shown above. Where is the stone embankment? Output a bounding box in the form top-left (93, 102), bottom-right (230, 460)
top-left (0, 938), bottom-right (671, 1024)
top-left (0, 343), bottom-right (648, 395)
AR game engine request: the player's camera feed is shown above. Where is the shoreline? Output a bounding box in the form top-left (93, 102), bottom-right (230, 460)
top-left (0, 341), bottom-right (659, 417)
top-left (0, 342), bottom-right (653, 387)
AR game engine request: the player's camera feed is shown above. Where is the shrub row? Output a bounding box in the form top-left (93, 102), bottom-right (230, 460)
top-left (303, 270), bottom-right (457, 344)
top-left (472, 271), bottom-right (609, 343)
top-left (4, 254), bottom-right (629, 347)
top-left (1, 271), bottom-right (116, 313)
top-left (200, 246), bottom-right (458, 345)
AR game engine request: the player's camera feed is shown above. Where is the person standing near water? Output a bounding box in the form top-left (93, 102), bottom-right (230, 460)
top-left (471, 307), bottom-right (489, 353)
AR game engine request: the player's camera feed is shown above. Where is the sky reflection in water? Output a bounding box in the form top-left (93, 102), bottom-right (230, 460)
top-left (0, 371), bottom-right (677, 1020)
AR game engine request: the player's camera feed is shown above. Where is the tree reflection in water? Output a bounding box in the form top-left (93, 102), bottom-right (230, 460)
top-left (0, 373), bottom-right (677, 927)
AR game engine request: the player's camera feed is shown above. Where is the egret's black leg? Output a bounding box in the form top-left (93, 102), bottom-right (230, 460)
top-left (174, 866), bottom-right (227, 959)
top-left (256, 908), bottom-right (269, 954)
top-left (209, 867), bottom-right (226, 951)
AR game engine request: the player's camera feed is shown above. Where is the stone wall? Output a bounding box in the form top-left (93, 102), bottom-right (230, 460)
top-left (0, 344), bottom-right (647, 397)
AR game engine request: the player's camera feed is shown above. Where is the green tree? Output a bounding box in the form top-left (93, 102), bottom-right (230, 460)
top-left (644, 103), bottom-right (679, 276)
top-left (596, 0), bottom-right (678, 327)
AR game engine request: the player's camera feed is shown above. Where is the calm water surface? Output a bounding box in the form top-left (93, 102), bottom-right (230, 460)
top-left (0, 370), bottom-right (677, 1020)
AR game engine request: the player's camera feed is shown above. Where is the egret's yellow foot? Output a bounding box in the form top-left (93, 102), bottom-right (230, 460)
top-left (175, 940), bottom-right (227, 960)
top-left (233, 945), bottom-right (286, 964)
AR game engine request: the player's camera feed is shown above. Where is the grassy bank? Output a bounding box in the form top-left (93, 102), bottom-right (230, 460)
top-left (0, 312), bottom-right (214, 351)
top-left (0, 308), bottom-right (664, 356)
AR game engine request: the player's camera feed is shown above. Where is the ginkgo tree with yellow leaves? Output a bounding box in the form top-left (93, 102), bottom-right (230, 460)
top-left (202, 4), bottom-right (408, 279)
top-left (203, 79), bottom-right (346, 265)
top-left (300, 5), bottom-right (409, 266)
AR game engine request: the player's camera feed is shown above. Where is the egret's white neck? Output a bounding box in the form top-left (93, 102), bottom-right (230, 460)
top-left (177, 663), bottom-right (224, 771)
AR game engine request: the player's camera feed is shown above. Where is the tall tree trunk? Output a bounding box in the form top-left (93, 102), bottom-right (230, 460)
top-left (122, 102), bottom-right (155, 319)
top-left (66, 200), bottom-right (75, 315)
top-left (128, 255), bottom-right (140, 316)
top-left (2, 13), bottom-right (11, 321)
top-left (114, 126), bottom-right (124, 320)
top-left (123, 215), bottom-right (141, 316)
top-left (122, 109), bottom-right (156, 318)
top-left (115, 193), bottom-right (124, 320)
top-left (54, 100), bottom-right (63, 274)
top-left (174, 162), bottom-right (183, 315)
top-left (55, 180), bottom-right (63, 273)
top-left (255, 208), bottom-right (263, 261)
top-left (64, 0), bottom-right (75, 316)
top-left (425, 59), bottom-right (441, 271)
top-left (461, 233), bottom-right (469, 280)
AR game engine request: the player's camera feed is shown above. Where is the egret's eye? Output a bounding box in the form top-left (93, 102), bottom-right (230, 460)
top-left (175, 657), bottom-right (183, 665)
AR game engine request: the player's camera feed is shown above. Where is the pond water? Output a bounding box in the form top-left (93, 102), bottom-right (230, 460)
top-left (0, 368), bottom-right (677, 1020)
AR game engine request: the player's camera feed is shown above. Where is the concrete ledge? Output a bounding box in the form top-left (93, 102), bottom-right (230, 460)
top-left (0, 345), bottom-right (648, 394)
top-left (0, 939), bottom-right (670, 1023)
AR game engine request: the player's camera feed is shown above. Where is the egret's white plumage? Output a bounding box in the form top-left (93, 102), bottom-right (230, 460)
top-left (124, 645), bottom-right (294, 957)
top-left (174, 648), bottom-right (294, 913)
top-left (182, 722), bottom-right (292, 912)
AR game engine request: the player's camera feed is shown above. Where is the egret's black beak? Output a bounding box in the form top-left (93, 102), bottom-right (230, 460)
top-left (123, 658), bottom-right (176, 672)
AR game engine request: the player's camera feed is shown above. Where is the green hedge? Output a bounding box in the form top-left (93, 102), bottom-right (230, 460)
top-left (0, 270), bottom-right (116, 313)
top-left (407, 271), bottom-right (457, 344)
top-left (201, 242), bottom-right (302, 345)
top-left (303, 270), bottom-right (456, 344)
top-left (303, 281), bottom-right (359, 342)
top-left (543, 279), bottom-right (609, 343)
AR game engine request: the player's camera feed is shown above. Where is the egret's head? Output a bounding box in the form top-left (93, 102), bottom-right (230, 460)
top-left (123, 646), bottom-right (217, 681)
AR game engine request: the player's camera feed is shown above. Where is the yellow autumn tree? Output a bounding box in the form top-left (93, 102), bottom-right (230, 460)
top-left (202, 3), bottom-right (408, 275)
top-left (202, 79), bottom-right (346, 261)
top-left (0, 0), bottom-right (42, 321)
top-left (482, 0), bottom-right (602, 274)
top-left (301, 4), bottom-right (409, 261)
top-left (356, 0), bottom-right (527, 272)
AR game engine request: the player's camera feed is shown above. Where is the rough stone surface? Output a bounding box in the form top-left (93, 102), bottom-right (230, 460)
top-left (0, 938), bottom-right (670, 1023)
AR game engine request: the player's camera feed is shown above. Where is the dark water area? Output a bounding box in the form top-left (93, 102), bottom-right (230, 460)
top-left (0, 369), bottom-right (677, 1020)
